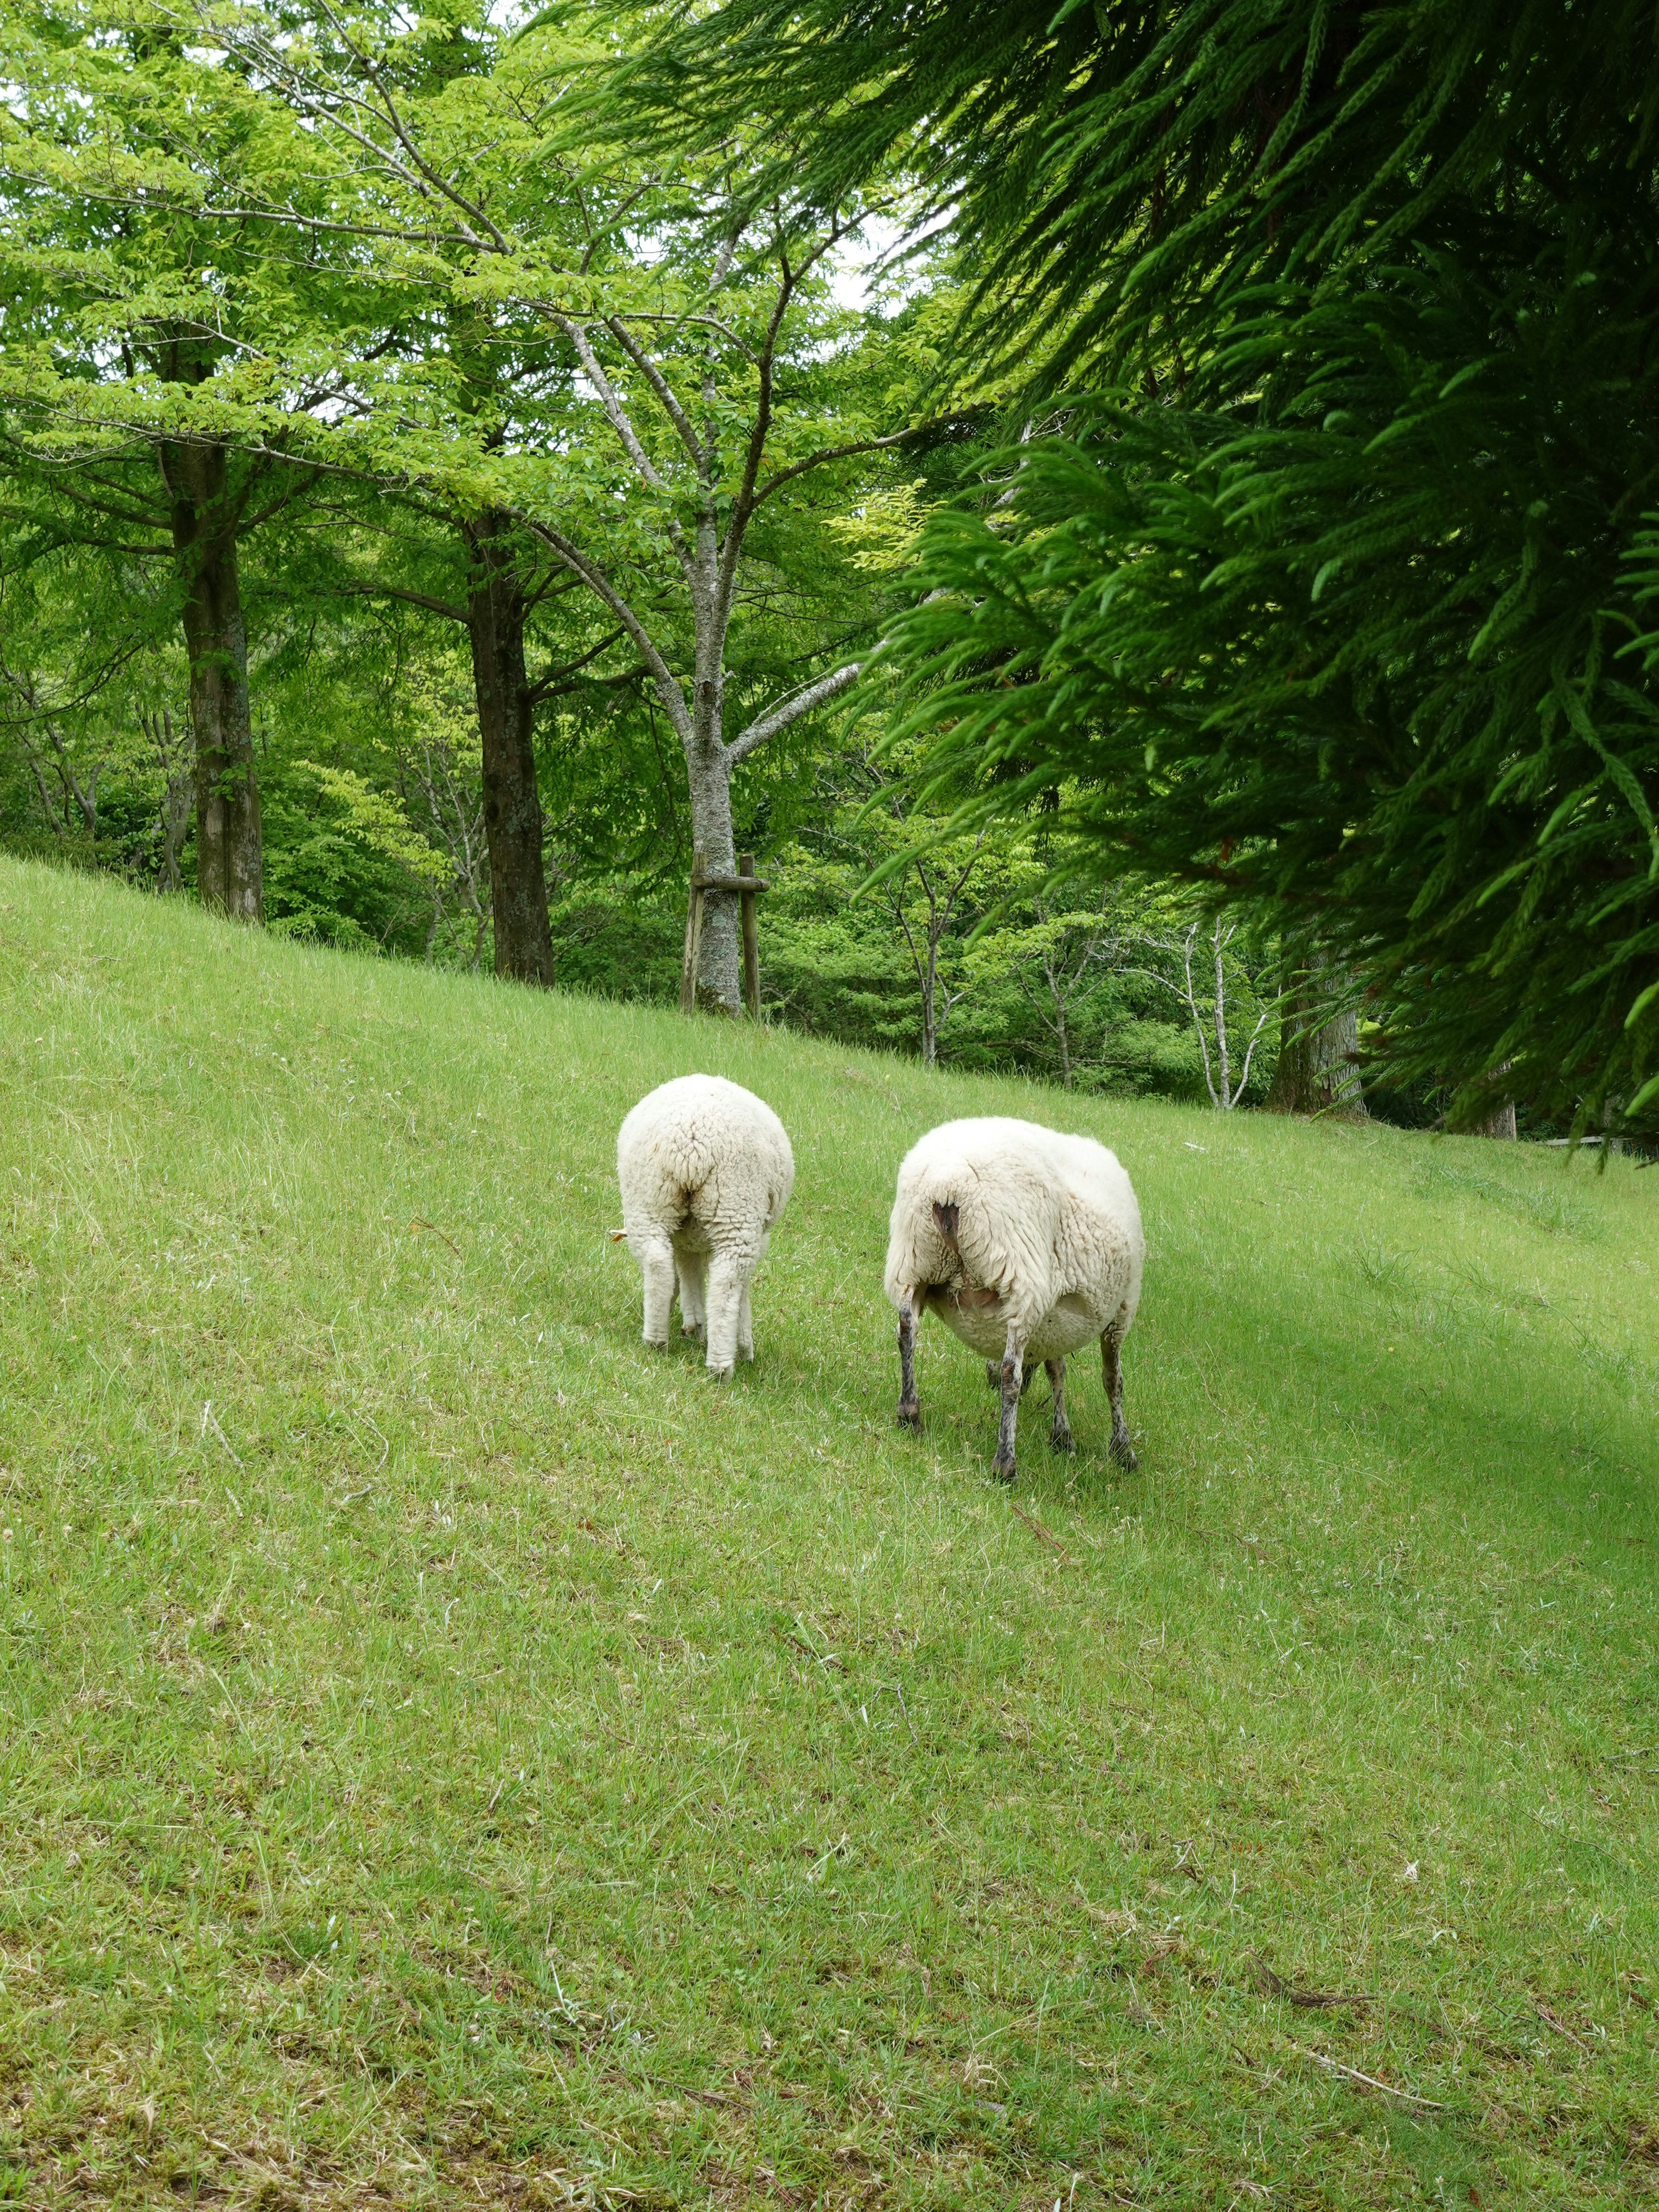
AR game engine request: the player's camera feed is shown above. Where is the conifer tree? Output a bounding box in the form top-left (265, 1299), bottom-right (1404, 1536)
top-left (639, 0), bottom-right (1659, 1129)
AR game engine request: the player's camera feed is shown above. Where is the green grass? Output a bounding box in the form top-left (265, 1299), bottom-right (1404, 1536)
top-left (2, 854), bottom-right (1657, 2211)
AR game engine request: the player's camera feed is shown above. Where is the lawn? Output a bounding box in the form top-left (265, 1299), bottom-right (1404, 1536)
top-left (1, 854), bottom-right (1656, 2210)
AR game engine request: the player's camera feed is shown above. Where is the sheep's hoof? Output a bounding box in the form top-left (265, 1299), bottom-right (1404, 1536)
top-left (1110, 1435), bottom-right (1139, 1471)
top-left (738, 1342), bottom-right (754, 1363)
top-left (896, 1401), bottom-right (921, 1432)
top-left (1050, 1424), bottom-right (1075, 1455)
top-left (707, 1363), bottom-right (734, 1383)
top-left (992, 1454), bottom-right (1016, 1485)
top-left (681, 1320), bottom-right (705, 1341)
top-left (643, 1334), bottom-right (669, 1350)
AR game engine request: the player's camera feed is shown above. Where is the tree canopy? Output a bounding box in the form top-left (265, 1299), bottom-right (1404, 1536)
top-left (1, 0), bottom-right (1654, 1131)
top-left (632, 0), bottom-right (1659, 1134)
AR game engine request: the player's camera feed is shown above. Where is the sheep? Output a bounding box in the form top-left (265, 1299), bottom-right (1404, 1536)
top-left (616, 1074), bottom-right (795, 1378)
top-left (884, 1116), bottom-right (1144, 1481)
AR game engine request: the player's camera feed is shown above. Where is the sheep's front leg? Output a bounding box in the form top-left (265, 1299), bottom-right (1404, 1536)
top-left (995, 1323), bottom-right (1024, 1482)
top-left (896, 1292), bottom-right (920, 1430)
top-left (1045, 1357), bottom-right (1074, 1454)
top-left (676, 1249), bottom-right (708, 1343)
top-left (1102, 1325), bottom-right (1138, 1468)
top-left (737, 1281), bottom-right (754, 1363)
top-left (985, 1359), bottom-right (1037, 1396)
top-left (639, 1239), bottom-right (675, 1349)
top-left (704, 1249), bottom-right (747, 1379)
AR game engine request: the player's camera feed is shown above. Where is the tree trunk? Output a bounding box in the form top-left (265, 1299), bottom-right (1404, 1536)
top-left (1471, 1064), bottom-right (1517, 1138)
top-left (685, 729), bottom-right (743, 1014)
top-left (739, 850), bottom-right (761, 1017)
top-left (920, 933), bottom-right (940, 1067)
top-left (160, 440), bottom-right (262, 922)
top-left (1212, 932), bottom-right (1233, 1107)
top-left (159, 767), bottom-right (191, 891)
top-left (1266, 964), bottom-right (1367, 1119)
top-left (463, 511), bottom-right (554, 986)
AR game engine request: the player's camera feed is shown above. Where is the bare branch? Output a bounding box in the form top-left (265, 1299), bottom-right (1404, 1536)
top-left (606, 308), bottom-right (761, 364)
top-left (601, 315), bottom-right (703, 466)
top-left (724, 660), bottom-right (862, 764)
top-left (525, 626), bottom-right (627, 703)
top-left (333, 581), bottom-right (468, 623)
top-left (543, 315), bottom-right (693, 574)
top-left (752, 426), bottom-right (935, 512)
top-left (1231, 1002), bottom-right (1275, 1106)
top-left (195, 201), bottom-right (482, 250)
top-left (257, 0), bottom-right (513, 254)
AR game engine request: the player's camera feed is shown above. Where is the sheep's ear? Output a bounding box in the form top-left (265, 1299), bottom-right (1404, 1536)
top-left (932, 1200), bottom-right (960, 1246)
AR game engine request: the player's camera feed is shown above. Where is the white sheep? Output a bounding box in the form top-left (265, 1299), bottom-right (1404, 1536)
top-left (616, 1074), bottom-right (795, 1378)
top-left (884, 1115), bottom-right (1144, 1480)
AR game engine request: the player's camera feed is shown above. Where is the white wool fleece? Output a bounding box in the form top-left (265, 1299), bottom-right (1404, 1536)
top-left (617, 1074), bottom-right (795, 1377)
top-left (884, 1116), bottom-right (1144, 1476)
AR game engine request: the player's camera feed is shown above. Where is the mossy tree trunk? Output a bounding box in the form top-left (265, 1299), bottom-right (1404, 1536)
top-left (159, 437), bottom-right (263, 924)
top-left (1265, 960), bottom-right (1367, 1119)
top-left (463, 510), bottom-right (555, 987)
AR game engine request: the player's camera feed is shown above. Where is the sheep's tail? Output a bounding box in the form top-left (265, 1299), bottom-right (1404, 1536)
top-left (931, 1199), bottom-right (961, 1255)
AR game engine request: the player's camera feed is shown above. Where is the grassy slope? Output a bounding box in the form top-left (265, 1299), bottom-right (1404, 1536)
top-left (0, 856), bottom-right (1656, 2212)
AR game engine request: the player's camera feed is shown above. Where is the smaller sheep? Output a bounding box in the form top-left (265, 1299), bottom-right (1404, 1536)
top-left (884, 1116), bottom-right (1144, 1480)
top-left (617, 1074), bottom-right (794, 1378)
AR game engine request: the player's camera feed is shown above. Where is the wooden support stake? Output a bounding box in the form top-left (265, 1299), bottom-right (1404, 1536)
top-left (680, 845), bottom-right (706, 1015)
top-left (739, 849), bottom-right (761, 1019)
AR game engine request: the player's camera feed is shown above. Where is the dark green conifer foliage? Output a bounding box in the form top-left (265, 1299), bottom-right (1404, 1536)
top-left (638, 0), bottom-right (1659, 1131)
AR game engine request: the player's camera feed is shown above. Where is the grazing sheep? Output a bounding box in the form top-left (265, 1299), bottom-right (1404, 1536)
top-left (617, 1074), bottom-right (794, 1378)
top-left (884, 1116), bottom-right (1144, 1480)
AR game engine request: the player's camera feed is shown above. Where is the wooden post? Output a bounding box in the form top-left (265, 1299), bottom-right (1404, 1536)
top-left (680, 845), bottom-right (706, 1015)
top-left (739, 849), bottom-right (760, 1019)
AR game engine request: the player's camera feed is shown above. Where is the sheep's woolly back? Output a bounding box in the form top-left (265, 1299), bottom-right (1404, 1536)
top-left (884, 1116), bottom-right (1143, 1358)
top-left (617, 1074), bottom-right (794, 1255)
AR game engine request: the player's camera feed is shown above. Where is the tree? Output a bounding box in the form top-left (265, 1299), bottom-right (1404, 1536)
top-left (299, 654), bottom-right (492, 968)
top-left (1264, 950), bottom-right (1366, 1122)
top-left (824, 746), bottom-right (993, 1065)
top-left (998, 892), bottom-right (1118, 1093)
top-left (642, 0), bottom-right (1659, 1133)
top-left (0, 538), bottom-right (191, 880)
top-left (305, 489), bottom-right (630, 982)
top-left (1123, 915), bottom-right (1275, 1115)
top-left (176, 0), bottom-right (930, 1014)
top-left (0, 0), bottom-right (378, 918)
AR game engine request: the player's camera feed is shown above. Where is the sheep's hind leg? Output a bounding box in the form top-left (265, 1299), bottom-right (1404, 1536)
top-left (704, 1249), bottom-right (747, 1379)
top-left (1046, 1357), bottom-right (1074, 1454)
top-left (994, 1323), bottom-right (1024, 1483)
top-left (639, 1239), bottom-right (675, 1349)
top-left (896, 1294), bottom-right (921, 1431)
top-left (676, 1249), bottom-right (708, 1343)
top-left (1102, 1325), bottom-right (1138, 1468)
top-left (737, 1282), bottom-right (754, 1363)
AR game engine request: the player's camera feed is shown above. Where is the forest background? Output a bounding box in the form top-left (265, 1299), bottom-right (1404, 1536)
top-left (3, 0), bottom-right (1656, 1140)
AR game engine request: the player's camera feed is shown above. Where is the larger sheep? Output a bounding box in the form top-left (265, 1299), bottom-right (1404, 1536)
top-left (884, 1116), bottom-right (1144, 1480)
top-left (617, 1074), bottom-right (794, 1378)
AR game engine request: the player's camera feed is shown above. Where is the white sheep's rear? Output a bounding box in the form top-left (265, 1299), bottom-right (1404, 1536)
top-left (884, 1116), bottom-right (1144, 1480)
top-left (617, 1074), bottom-right (795, 1378)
